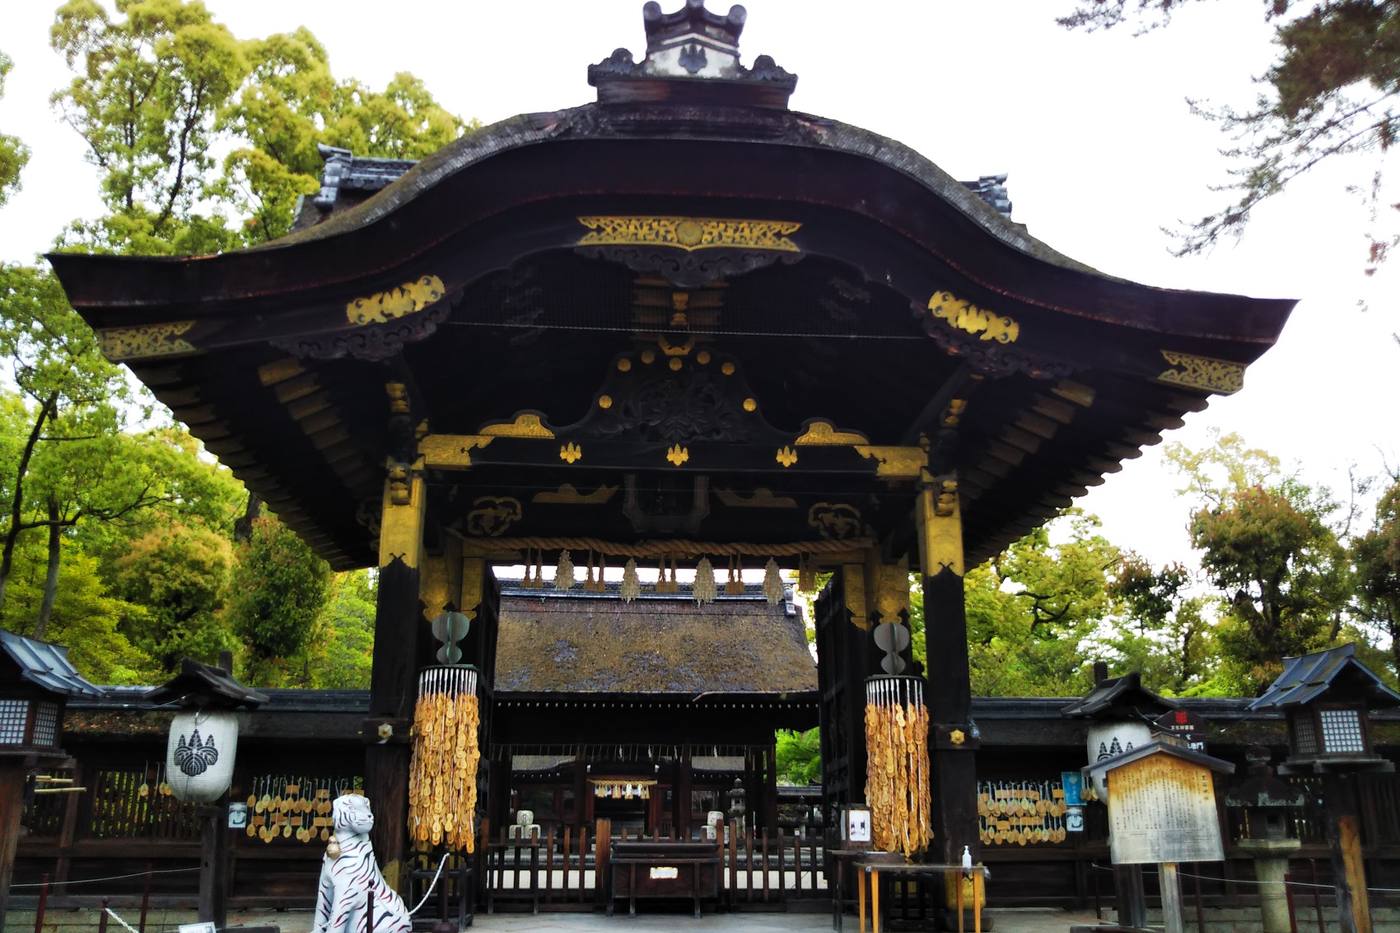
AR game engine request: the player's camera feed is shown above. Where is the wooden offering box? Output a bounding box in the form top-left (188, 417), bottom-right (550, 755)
top-left (609, 839), bottom-right (723, 917)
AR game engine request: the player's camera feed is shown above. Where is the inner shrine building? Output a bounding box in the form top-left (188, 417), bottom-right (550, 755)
top-left (47, 0), bottom-right (1294, 893)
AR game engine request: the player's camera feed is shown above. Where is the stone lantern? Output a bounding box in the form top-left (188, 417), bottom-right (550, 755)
top-left (0, 631), bottom-right (103, 930)
top-left (1250, 644), bottom-right (1400, 933)
top-left (1224, 746), bottom-right (1306, 933)
top-left (726, 777), bottom-right (747, 831)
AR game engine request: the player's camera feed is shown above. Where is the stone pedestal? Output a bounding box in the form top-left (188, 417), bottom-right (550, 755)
top-left (1238, 837), bottom-right (1302, 933)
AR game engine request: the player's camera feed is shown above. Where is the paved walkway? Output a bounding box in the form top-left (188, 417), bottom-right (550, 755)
top-left (7, 905), bottom-right (1106, 932)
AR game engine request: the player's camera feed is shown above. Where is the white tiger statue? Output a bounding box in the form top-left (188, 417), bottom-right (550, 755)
top-left (311, 794), bottom-right (413, 933)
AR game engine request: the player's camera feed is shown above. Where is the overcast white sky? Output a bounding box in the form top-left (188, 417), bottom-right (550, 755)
top-left (0, 0), bottom-right (1396, 573)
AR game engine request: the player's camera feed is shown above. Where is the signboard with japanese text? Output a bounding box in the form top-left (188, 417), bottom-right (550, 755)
top-left (1154, 709), bottom-right (1207, 752)
top-left (1104, 753), bottom-right (1224, 865)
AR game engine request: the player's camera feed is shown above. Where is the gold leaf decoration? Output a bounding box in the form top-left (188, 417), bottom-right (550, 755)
top-left (577, 215), bottom-right (802, 253)
top-left (666, 444), bottom-right (690, 467)
top-left (559, 442), bottom-right (583, 464)
top-left (794, 420), bottom-right (870, 446)
top-left (464, 497), bottom-right (523, 537)
top-left (927, 290), bottom-right (1019, 343)
top-left (1157, 350), bottom-right (1246, 394)
top-left (98, 321), bottom-right (197, 361)
top-left (532, 484), bottom-right (618, 505)
top-left (854, 445), bottom-right (926, 479)
top-left (480, 412), bottom-right (556, 439)
top-left (345, 274), bottom-right (445, 325)
top-left (775, 446), bottom-right (798, 468)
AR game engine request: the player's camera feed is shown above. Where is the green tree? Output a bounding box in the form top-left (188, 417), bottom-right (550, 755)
top-left (775, 728), bottom-right (822, 785)
top-left (50, 0), bottom-right (247, 255)
top-left (226, 514), bottom-right (330, 685)
top-left (1101, 554), bottom-right (1219, 694)
top-left (1169, 434), bottom-right (1352, 691)
top-left (0, 51), bottom-right (31, 206)
top-left (948, 510), bottom-right (1123, 696)
top-left (1355, 475), bottom-right (1400, 676)
top-left (110, 520), bottom-right (234, 673)
top-left (303, 569), bottom-right (376, 689)
top-left (1058, 0), bottom-right (1400, 269)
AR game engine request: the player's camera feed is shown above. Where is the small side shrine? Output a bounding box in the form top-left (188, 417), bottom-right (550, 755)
top-left (0, 632), bottom-right (103, 929)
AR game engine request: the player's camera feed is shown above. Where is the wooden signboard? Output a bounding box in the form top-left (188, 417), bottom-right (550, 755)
top-left (1103, 752), bottom-right (1224, 865)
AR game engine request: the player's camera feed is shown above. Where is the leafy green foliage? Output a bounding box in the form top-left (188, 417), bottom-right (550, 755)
top-left (226, 514), bottom-right (330, 683)
top-left (775, 728), bottom-right (821, 785)
top-left (1058, 0), bottom-right (1400, 267)
top-left (0, 51), bottom-right (31, 207)
top-left (1355, 476), bottom-right (1400, 673)
top-left (109, 521), bottom-right (234, 673)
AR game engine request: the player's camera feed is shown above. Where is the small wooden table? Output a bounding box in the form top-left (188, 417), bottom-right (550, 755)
top-left (829, 849), bottom-right (904, 932)
top-left (854, 860), bottom-right (989, 933)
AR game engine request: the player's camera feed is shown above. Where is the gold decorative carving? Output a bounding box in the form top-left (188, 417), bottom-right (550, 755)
top-left (465, 496), bottom-right (523, 537)
top-left (854, 445), bottom-right (926, 479)
top-left (927, 290), bottom-right (1020, 344)
top-left (917, 478), bottom-right (964, 578)
top-left (617, 358), bottom-right (633, 373)
top-left (668, 357), bottom-right (683, 372)
top-left (742, 398), bottom-right (757, 413)
top-left (345, 274), bottom-right (445, 325)
top-left (794, 420), bottom-right (870, 446)
top-left (950, 729), bottom-right (967, 746)
top-left (697, 351), bottom-right (712, 365)
top-left (666, 444), bottom-right (690, 467)
top-left (420, 554), bottom-right (451, 621)
top-left (659, 334), bottom-right (694, 357)
top-left (379, 470), bottom-right (425, 569)
top-left (721, 362), bottom-right (736, 376)
top-left (808, 503), bottom-right (864, 540)
top-left (418, 434), bottom-right (494, 470)
top-left (598, 395), bottom-right (613, 410)
top-left (944, 398), bottom-right (967, 428)
top-left (842, 564), bottom-right (869, 631)
top-left (533, 484), bottom-right (618, 505)
top-left (641, 349), bottom-right (656, 364)
top-left (1157, 350), bottom-right (1246, 394)
top-left (576, 215), bottom-right (801, 253)
top-left (874, 562), bottom-right (911, 619)
top-left (776, 446), bottom-right (798, 468)
top-left (385, 382), bottom-right (409, 415)
top-left (460, 558), bottom-right (485, 620)
top-left (559, 442), bottom-right (583, 464)
top-left (98, 321), bottom-right (196, 361)
top-left (479, 412), bottom-right (555, 439)
top-left (715, 487), bottom-right (797, 509)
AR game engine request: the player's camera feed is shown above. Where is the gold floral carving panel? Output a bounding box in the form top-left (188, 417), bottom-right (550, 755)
top-left (1157, 350), bottom-right (1245, 394)
top-left (345, 274), bottom-right (445, 326)
top-left (98, 321), bottom-right (197, 361)
top-left (927, 290), bottom-right (1020, 344)
top-left (577, 216), bottom-right (801, 253)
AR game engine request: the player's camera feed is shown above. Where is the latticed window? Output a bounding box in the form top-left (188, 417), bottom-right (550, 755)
top-left (1319, 708), bottom-right (1366, 754)
top-left (0, 698), bottom-right (29, 744)
top-left (1292, 713), bottom-right (1318, 755)
top-left (31, 701), bottom-right (59, 747)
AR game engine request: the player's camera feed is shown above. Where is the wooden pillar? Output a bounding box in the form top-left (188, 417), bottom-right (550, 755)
top-left (674, 746), bottom-right (692, 837)
top-left (1324, 772), bottom-right (1373, 933)
top-left (197, 796), bottom-right (230, 928)
top-left (574, 757), bottom-right (589, 832)
top-left (364, 419), bottom-right (426, 893)
top-left (916, 475), bottom-right (979, 870)
top-left (0, 760), bottom-right (27, 932)
top-left (764, 737), bottom-right (779, 834)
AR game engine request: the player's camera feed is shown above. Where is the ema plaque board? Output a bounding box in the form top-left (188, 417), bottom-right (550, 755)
top-left (1105, 753), bottom-right (1224, 865)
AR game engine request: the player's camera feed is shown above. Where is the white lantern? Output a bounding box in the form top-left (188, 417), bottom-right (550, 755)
top-left (1085, 720), bottom-right (1153, 798)
top-left (165, 710), bottom-right (239, 802)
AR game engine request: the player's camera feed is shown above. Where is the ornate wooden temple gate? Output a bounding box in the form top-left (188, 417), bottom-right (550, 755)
top-left (46, 0), bottom-right (1294, 919)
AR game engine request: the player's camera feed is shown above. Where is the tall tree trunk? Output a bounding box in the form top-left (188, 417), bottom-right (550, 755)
top-left (232, 491), bottom-right (261, 543)
top-left (0, 392), bottom-right (56, 617)
top-left (34, 497), bottom-right (63, 641)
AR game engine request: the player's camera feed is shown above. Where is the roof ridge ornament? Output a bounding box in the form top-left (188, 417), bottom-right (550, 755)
top-left (589, 0), bottom-right (797, 109)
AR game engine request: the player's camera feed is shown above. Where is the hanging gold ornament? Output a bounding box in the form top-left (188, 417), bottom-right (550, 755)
top-left (407, 665), bottom-right (481, 853)
top-left (762, 558), bottom-right (784, 604)
top-left (621, 559), bottom-right (641, 602)
top-left (864, 676), bottom-right (933, 858)
top-left (554, 550), bottom-right (576, 589)
top-left (693, 556), bottom-right (717, 604)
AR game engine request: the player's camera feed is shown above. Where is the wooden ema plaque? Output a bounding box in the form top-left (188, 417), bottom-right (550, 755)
top-left (1105, 753), bottom-right (1223, 865)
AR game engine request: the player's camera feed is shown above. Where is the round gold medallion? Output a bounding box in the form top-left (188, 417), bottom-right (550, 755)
top-left (721, 362), bottom-right (735, 376)
top-left (742, 398), bottom-right (757, 412)
top-left (598, 395), bottom-right (613, 409)
top-left (617, 358), bottom-right (632, 372)
top-left (675, 219), bottom-right (704, 247)
top-left (668, 358), bottom-right (682, 371)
